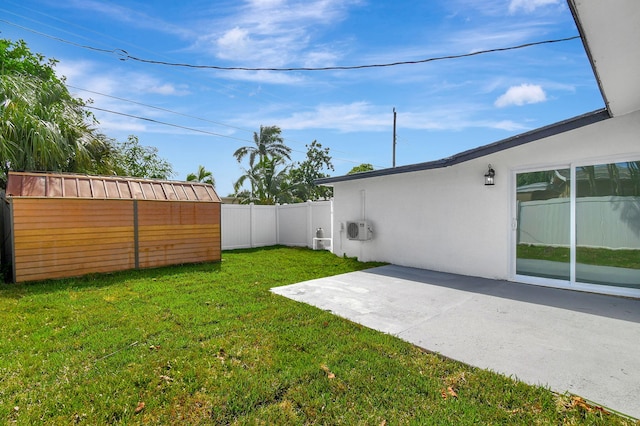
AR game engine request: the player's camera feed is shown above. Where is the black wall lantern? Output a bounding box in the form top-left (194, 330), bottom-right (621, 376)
top-left (484, 164), bottom-right (495, 186)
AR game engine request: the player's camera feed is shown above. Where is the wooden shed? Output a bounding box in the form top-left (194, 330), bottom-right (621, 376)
top-left (1, 171), bottom-right (221, 283)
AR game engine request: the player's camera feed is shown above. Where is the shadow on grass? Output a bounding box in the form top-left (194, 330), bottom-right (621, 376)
top-left (0, 261), bottom-right (223, 299)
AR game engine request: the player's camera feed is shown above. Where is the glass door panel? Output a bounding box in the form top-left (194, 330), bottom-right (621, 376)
top-left (516, 169), bottom-right (571, 281)
top-left (576, 162), bottom-right (640, 289)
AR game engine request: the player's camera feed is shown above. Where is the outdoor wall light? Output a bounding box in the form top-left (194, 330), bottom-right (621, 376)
top-left (484, 164), bottom-right (496, 186)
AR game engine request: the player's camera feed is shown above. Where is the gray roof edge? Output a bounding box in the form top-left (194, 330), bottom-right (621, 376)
top-left (316, 108), bottom-right (610, 185)
top-left (567, 0), bottom-right (611, 116)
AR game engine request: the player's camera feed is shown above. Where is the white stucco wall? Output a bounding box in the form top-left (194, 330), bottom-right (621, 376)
top-left (331, 110), bottom-right (640, 280)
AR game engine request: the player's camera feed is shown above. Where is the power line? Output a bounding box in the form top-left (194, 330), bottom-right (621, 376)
top-left (1, 19), bottom-right (580, 72)
top-left (85, 105), bottom-right (379, 167)
top-left (69, 85), bottom-right (254, 134)
top-left (126, 36), bottom-right (582, 71)
top-left (85, 106), bottom-right (252, 142)
top-left (71, 85), bottom-right (367, 161)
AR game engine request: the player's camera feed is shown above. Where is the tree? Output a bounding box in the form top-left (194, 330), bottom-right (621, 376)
top-left (233, 156), bottom-right (293, 205)
top-left (114, 135), bottom-right (173, 179)
top-left (233, 125), bottom-right (291, 167)
top-left (0, 39), bottom-right (58, 80)
top-left (0, 39), bottom-right (115, 187)
top-left (288, 140), bottom-right (334, 201)
top-left (347, 163), bottom-right (374, 175)
top-left (186, 165), bottom-right (215, 187)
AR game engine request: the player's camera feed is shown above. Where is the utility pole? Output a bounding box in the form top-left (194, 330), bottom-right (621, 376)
top-left (392, 108), bottom-right (397, 167)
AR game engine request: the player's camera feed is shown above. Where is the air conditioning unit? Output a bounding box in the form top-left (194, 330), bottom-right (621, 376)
top-left (346, 221), bottom-right (371, 241)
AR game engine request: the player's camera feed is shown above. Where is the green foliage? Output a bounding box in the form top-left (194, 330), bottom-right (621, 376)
top-left (233, 128), bottom-right (335, 204)
top-left (0, 39), bottom-right (58, 81)
top-left (186, 165), bottom-right (215, 187)
top-left (0, 247), bottom-right (631, 425)
top-left (233, 125), bottom-right (291, 167)
top-left (113, 135), bottom-right (174, 179)
top-left (0, 39), bottom-right (101, 186)
top-left (0, 38), bottom-right (172, 186)
top-left (234, 157), bottom-right (294, 204)
top-left (348, 163), bottom-right (374, 175)
top-left (288, 140), bottom-right (334, 201)
top-left (0, 73), bottom-right (108, 186)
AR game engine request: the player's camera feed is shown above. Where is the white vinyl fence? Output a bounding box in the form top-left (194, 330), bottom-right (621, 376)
top-left (517, 196), bottom-right (640, 249)
top-left (221, 200), bottom-right (332, 250)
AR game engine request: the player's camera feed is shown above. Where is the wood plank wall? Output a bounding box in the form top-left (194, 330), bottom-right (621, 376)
top-left (9, 198), bottom-right (221, 283)
top-left (137, 201), bottom-right (221, 269)
top-left (12, 198), bottom-right (135, 282)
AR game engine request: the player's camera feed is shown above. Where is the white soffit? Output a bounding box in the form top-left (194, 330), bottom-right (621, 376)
top-left (571, 0), bottom-right (640, 117)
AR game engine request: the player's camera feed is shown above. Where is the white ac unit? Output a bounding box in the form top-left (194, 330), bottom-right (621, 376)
top-left (346, 221), bottom-right (371, 241)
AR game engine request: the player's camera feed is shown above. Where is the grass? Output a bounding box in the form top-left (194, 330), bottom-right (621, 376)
top-left (518, 244), bottom-right (640, 269)
top-left (0, 246), bottom-right (636, 425)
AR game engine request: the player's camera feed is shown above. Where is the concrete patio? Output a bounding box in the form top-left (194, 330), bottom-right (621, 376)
top-left (271, 265), bottom-right (640, 419)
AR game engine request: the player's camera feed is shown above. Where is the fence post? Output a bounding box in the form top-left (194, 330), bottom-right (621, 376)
top-left (249, 202), bottom-right (254, 248)
top-left (275, 203), bottom-right (280, 245)
top-left (330, 199), bottom-right (334, 253)
top-left (307, 200), bottom-right (313, 248)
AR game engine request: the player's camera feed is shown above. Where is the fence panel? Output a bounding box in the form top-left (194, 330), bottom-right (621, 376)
top-left (518, 196), bottom-right (640, 249)
top-left (277, 203), bottom-right (310, 247)
top-left (221, 201), bottom-right (333, 250)
top-left (252, 205), bottom-right (278, 247)
top-left (221, 204), bottom-right (252, 249)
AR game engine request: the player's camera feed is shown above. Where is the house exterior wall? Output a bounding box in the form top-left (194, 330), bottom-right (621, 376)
top-left (331, 110), bottom-right (640, 280)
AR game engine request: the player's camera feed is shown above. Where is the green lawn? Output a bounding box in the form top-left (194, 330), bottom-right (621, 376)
top-left (0, 246), bottom-right (633, 424)
top-left (517, 244), bottom-right (640, 269)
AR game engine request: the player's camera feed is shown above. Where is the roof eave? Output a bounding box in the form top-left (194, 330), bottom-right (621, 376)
top-left (316, 108), bottom-right (610, 186)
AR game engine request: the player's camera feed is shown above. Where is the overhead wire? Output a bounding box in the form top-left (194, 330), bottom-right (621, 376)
top-left (85, 106), bottom-right (379, 167)
top-left (84, 106), bottom-right (252, 142)
top-left (69, 85), bottom-right (369, 161)
top-left (2, 15), bottom-right (578, 170)
top-left (0, 18), bottom-right (581, 72)
top-left (69, 85), bottom-right (254, 135)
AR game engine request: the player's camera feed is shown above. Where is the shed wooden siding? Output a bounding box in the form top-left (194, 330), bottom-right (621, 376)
top-left (3, 172), bottom-right (221, 283)
top-left (137, 201), bottom-right (221, 268)
top-left (11, 198), bottom-right (135, 282)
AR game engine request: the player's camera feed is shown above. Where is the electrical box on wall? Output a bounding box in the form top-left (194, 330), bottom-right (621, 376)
top-left (346, 221), bottom-right (372, 241)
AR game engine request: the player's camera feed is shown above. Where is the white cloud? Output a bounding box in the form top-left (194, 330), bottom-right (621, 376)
top-left (508, 0), bottom-right (561, 14)
top-left (255, 102), bottom-right (530, 134)
top-left (196, 0), bottom-right (360, 69)
top-left (494, 84), bottom-right (547, 107)
top-left (279, 102), bottom-right (388, 132)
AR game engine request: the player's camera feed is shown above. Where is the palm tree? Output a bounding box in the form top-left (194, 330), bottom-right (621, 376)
top-left (0, 73), bottom-right (104, 186)
top-left (186, 165), bottom-right (215, 187)
top-left (233, 157), bottom-right (294, 205)
top-left (233, 125), bottom-right (291, 167)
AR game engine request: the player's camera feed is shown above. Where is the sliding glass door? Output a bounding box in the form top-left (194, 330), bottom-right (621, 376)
top-left (515, 161), bottom-right (640, 292)
top-left (515, 168), bottom-right (571, 281)
top-left (575, 161), bottom-right (640, 289)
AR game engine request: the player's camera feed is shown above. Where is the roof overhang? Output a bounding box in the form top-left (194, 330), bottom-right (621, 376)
top-left (318, 0), bottom-right (640, 186)
top-left (569, 0), bottom-right (640, 117)
top-left (316, 109), bottom-right (609, 186)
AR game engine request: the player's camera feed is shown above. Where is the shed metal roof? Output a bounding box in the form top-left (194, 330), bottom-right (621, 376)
top-left (5, 172), bottom-right (220, 202)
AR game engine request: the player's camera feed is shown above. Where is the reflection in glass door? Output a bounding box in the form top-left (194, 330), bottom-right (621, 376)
top-left (516, 169), bottom-right (571, 281)
top-left (515, 161), bottom-right (640, 290)
top-left (576, 162), bottom-right (640, 289)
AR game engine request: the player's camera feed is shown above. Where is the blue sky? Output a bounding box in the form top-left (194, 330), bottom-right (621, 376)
top-left (1, 0), bottom-right (604, 196)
